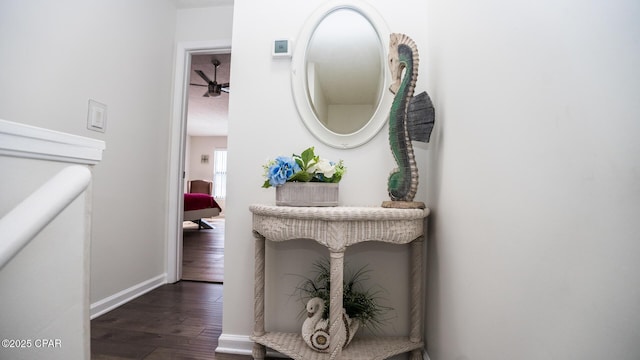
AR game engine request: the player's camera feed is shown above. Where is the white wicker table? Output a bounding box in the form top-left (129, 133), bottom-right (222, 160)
top-left (250, 204), bottom-right (429, 360)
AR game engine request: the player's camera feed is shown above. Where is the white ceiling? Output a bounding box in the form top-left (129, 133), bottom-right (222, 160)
top-left (187, 53), bottom-right (231, 136)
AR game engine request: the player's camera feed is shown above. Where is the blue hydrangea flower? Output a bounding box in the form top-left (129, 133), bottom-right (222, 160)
top-left (268, 156), bottom-right (301, 187)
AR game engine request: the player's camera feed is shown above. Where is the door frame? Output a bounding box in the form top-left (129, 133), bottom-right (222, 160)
top-left (166, 40), bottom-right (232, 283)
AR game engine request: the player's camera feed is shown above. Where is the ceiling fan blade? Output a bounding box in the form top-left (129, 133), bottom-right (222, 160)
top-left (195, 70), bottom-right (212, 84)
top-left (220, 83), bottom-right (230, 88)
top-left (221, 87), bottom-right (230, 93)
top-left (189, 83), bottom-right (207, 87)
top-left (203, 90), bottom-right (210, 97)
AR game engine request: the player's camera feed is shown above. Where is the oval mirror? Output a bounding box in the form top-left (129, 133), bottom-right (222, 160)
top-left (291, 0), bottom-right (391, 149)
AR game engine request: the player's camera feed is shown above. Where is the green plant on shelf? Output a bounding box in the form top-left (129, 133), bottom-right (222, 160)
top-left (294, 258), bottom-right (393, 332)
top-left (262, 146), bottom-right (346, 188)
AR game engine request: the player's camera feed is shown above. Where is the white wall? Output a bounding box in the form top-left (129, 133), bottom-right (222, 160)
top-left (425, 0), bottom-right (640, 359)
top-left (222, 0), bottom-right (430, 355)
top-left (187, 135), bottom-right (228, 181)
top-left (327, 104), bottom-right (374, 134)
top-left (176, 4), bottom-right (234, 43)
top-left (0, 0), bottom-right (177, 308)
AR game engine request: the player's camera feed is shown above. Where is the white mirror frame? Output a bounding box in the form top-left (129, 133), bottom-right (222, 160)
top-left (291, 0), bottom-right (392, 149)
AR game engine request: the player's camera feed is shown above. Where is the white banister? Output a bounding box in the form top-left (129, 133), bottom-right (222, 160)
top-left (0, 165), bottom-right (91, 270)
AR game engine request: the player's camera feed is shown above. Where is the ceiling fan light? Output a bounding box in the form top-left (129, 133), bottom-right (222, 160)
top-left (195, 59), bottom-right (229, 98)
top-left (208, 84), bottom-right (222, 96)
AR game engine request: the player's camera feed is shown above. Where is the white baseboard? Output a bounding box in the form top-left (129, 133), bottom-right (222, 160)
top-left (216, 333), bottom-right (287, 358)
top-left (216, 334), bottom-right (253, 355)
top-left (90, 273), bottom-right (166, 319)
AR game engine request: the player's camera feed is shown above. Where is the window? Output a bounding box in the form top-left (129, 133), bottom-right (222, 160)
top-left (213, 149), bottom-right (227, 199)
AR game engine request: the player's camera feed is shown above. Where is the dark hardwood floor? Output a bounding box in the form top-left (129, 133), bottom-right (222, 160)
top-left (91, 218), bottom-right (242, 359)
top-left (182, 218), bottom-right (225, 283)
top-left (91, 282), bottom-right (259, 360)
top-left (91, 281), bottom-right (235, 359)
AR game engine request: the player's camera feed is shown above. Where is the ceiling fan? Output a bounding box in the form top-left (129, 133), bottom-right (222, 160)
top-left (192, 59), bottom-right (229, 97)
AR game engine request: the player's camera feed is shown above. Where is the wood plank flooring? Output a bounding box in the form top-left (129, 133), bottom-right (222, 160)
top-left (182, 218), bottom-right (225, 283)
top-left (91, 281), bottom-right (252, 359)
top-left (91, 218), bottom-right (240, 359)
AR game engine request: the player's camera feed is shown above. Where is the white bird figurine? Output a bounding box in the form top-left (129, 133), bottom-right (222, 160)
top-left (301, 297), bottom-right (360, 352)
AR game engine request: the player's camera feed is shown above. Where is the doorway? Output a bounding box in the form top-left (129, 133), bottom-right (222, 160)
top-left (167, 40), bottom-right (231, 284)
top-left (181, 52), bottom-right (230, 283)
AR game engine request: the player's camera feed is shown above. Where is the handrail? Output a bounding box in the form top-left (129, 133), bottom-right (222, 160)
top-left (0, 165), bottom-right (91, 270)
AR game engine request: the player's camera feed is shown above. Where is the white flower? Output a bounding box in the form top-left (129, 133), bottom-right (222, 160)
top-left (307, 158), bottom-right (336, 178)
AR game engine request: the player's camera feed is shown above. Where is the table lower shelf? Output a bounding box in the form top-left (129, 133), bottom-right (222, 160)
top-left (252, 332), bottom-right (423, 360)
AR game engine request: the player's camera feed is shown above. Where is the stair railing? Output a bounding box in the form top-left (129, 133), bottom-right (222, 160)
top-left (0, 165), bottom-right (91, 270)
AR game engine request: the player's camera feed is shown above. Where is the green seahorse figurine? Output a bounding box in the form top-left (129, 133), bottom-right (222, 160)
top-left (383, 33), bottom-right (435, 208)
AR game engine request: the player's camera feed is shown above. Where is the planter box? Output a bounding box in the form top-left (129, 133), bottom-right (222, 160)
top-left (276, 182), bottom-right (339, 207)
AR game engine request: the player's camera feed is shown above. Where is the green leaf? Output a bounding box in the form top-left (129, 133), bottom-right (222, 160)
top-left (301, 146), bottom-right (314, 161)
top-left (290, 171), bottom-right (313, 182)
top-left (299, 147), bottom-right (317, 169)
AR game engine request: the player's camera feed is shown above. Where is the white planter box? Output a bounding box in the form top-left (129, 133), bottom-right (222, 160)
top-left (275, 182), bottom-right (339, 207)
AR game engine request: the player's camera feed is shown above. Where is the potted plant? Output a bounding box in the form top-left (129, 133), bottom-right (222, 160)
top-left (295, 258), bottom-right (392, 351)
top-left (262, 147), bottom-right (346, 206)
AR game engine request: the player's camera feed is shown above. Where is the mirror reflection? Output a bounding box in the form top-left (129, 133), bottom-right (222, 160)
top-left (305, 9), bottom-right (384, 135)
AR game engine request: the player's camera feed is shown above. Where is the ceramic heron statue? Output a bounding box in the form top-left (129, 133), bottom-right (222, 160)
top-left (382, 33), bottom-right (435, 209)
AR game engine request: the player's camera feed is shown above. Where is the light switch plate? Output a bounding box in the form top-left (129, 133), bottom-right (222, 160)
top-left (87, 99), bottom-right (107, 133)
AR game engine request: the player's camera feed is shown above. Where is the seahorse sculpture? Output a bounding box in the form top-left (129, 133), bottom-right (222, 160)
top-left (384, 33), bottom-right (435, 208)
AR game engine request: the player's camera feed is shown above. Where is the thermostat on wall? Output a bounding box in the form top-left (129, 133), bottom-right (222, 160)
top-left (272, 39), bottom-right (292, 57)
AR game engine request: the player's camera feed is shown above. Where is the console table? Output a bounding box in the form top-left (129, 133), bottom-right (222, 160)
top-left (250, 204), bottom-right (429, 360)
